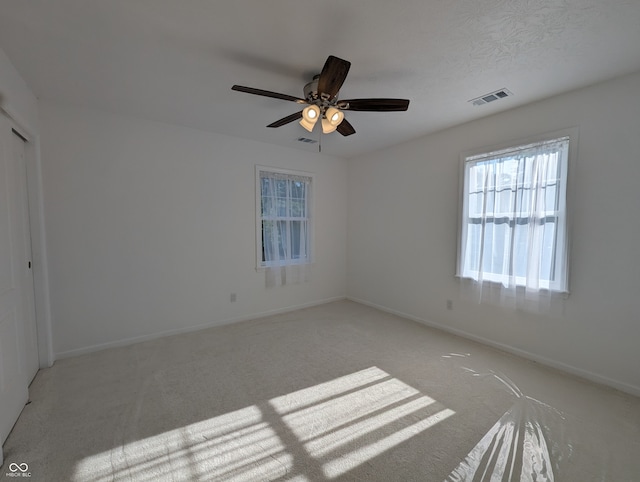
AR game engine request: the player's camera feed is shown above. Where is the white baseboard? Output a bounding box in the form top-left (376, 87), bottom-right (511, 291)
top-left (347, 296), bottom-right (640, 398)
top-left (55, 295), bottom-right (347, 360)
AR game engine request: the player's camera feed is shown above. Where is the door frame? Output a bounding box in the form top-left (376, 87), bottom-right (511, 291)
top-left (2, 108), bottom-right (54, 369)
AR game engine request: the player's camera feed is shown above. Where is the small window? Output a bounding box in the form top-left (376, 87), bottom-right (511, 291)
top-left (457, 135), bottom-right (570, 293)
top-left (256, 166), bottom-right (312, 268)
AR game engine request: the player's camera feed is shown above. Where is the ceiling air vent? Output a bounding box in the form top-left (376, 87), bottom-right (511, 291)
top-left (297, 137), bottom-right (318, 144)
top-left (469, 88), bottom-right (513, 106)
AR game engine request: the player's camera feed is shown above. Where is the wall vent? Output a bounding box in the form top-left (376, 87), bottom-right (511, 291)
top-left (297, 137), bottom-right (318, 144)
top-left (469, 88), bottom-right (513, 106)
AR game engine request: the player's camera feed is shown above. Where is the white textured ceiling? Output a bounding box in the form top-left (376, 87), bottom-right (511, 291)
top-left (1, 0), bottom-right (639, 158)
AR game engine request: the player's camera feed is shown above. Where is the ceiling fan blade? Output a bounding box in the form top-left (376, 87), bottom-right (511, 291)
top-left (317, 55), bottom-right (351, 100)
top-left (336, 118), bottom-right (356, 136)
top-left (266, 111), bottom-right (303, 128)
top-left (232, 85), bottom-right (306, 103)
top-left (339, 98), bottom-right (410, 112)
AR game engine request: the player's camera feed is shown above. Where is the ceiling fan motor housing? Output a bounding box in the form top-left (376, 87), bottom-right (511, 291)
top-left (304, 75), bottom-right (343, 118)
top-left (303, 76), bottom-right (320, 102)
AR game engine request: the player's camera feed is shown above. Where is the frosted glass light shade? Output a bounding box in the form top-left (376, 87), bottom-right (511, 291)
top-left (322, 107), bottom-right (344, 133)
top-left (300, 105), bottom-right (321, 132)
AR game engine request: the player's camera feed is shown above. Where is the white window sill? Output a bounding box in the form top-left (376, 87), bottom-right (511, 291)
top-left (256, 260), bottom-right (313, 271)
top-left (456, 274), bottom-right (569, 295)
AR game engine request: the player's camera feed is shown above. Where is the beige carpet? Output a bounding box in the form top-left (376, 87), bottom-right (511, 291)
top-left (1, 300), bottom-right (639, 481)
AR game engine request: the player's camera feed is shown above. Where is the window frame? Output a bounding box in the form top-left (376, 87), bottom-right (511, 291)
top-left (255, 165), bottom-right (314, 270)
top-left (456, 128), bottom-right (577, 294)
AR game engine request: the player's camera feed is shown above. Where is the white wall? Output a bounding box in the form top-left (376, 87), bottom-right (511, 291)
top-left (40, 101), bottom-right (347, 357)
top-left (0, 48), bottom-right (39, 134)
top-left (347, 71), bottom-right (640, 395)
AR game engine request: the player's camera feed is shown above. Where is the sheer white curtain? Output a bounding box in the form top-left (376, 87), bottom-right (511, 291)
top-left (458, 137), bottom-right (570, 313)
top-left (260, 170), bottom-right (311, 287)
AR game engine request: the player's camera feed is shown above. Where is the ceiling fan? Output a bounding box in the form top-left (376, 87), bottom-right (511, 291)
top-left (231, 55), bottom-right (410, 137)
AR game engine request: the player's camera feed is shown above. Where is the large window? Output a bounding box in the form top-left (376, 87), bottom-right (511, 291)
top-left (256, 167), bottom-right (312, 269)
top-left (457, 135), bottom-right (570, 295)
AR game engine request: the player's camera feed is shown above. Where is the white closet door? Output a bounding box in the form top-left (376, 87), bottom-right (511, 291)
top-left (0, 115), bottom-right (37, 446)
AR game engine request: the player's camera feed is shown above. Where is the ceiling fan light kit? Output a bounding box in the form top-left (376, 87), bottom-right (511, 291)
top-left (321, 107), bottom-right (344, 134)
top-left (300, 105), bottom-right (321, 132)
top-left (231, 55), bottom-right (410, 138)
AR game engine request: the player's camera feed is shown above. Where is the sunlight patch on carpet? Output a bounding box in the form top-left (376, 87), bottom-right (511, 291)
top-left (73, 367), bottom-right (452, 481)
top-left (72, 405), bottom-right (294, 482)
top-left (270, 366), bottom-right (455, 479)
